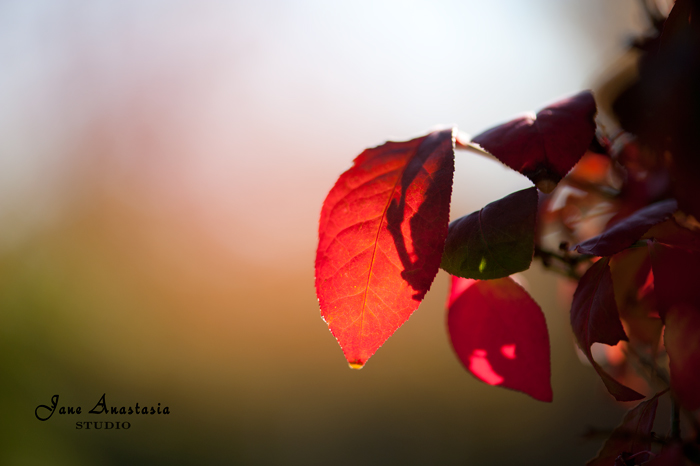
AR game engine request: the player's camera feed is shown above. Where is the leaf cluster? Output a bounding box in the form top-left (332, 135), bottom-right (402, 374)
top-left (315, 1), bottom-right (700, 463)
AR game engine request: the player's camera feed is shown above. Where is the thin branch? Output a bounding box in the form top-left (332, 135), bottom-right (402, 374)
top-left (671, 399), bottom-right (681, 441)
top-left (582, 427), bottom-right (667, 445)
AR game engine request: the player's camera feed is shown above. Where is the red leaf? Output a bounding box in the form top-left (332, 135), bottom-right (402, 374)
top-left (659, 0), bottom-right (694, 50)
top-left (447, 275), bottom-right (552, 402)
top-left (665, 304), bottom-right (700, 410)
top-left (316, 129), bottom-right (455, 368)
top-left (570, 258), bottom-right (645, 401)
top-left (573, 199), bottom-right (678, 257)
top-left (472, 90), bottom-right (596, 192)
top-left (586, 390), bottom-right (664, 466)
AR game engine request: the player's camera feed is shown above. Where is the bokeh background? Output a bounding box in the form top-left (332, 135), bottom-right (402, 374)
top-left (0, 1), bottom-right (671, 464)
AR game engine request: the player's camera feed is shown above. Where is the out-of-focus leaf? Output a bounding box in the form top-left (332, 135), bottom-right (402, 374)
top-left (570, 258), bottom-right (645, 401)
top-left (607, 139), bottom-right (671, 228)
top-left (316, 129), bottom-right (455, 368)
top-left (586, 390), bottom-right (664, 466)
top-left (567, 151), bottom-right (614, 186)
top-left (664, 304), bottom-right (700, 411)
top-left (472, 91), bottom-right (596, 192)
top-left (446, 273), bottom-right (476, 309)
top-left (573, 199), bottom-right (677, 256)
top-left (440, 187), bottom-right (537, 280)
top-left (648, 242), bottom-right (700, 318)
top-left (447, 275), bottom-right (552, 402)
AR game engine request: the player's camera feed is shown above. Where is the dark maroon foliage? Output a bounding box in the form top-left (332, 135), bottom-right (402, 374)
top-left (441, 187), bottom-right (537, 280)
top-left (447, 276), bottom-right (552, 402)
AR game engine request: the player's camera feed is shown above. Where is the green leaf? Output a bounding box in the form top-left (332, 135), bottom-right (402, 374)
top-left (440, 187), bottom-right (537, 280)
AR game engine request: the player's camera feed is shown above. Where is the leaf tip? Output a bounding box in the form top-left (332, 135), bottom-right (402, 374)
top-left (478, 256), bottom-right (487, 273)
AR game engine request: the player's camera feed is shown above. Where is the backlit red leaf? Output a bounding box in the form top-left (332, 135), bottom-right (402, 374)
top-left (586, 390), bottom-right (664, 466)
top-left (648, 241), bottom-right (700, 318)
top-left (570, 258), bottom-right (645, 401)
top-left (440, 187), bottom-right (537, 280)
top-left (609, 249), bottom-right (662, 347)
top-left (472, 90), bottom-right (596, 192)
top-left (573, 199), bottom-right (677, 256)
top-left (316, 129), bottom-right (455, 368)
top-left (447, 275), bottom-right (552, 402)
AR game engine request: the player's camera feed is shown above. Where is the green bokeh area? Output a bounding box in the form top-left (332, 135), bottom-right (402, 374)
top-left (0, 1), bottom-right (656, 463)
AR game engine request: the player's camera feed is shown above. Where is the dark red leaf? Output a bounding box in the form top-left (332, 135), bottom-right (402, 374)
top-left (664, 304), bottom-right (700, 411)
top-left (447, 275), bottom-right (552, 402)
top-left (586, 390), bottom-right (664, 466)
top-left (648, 241), bottom-right (700, 318)
top-left (573, 199), bottom-right (677, 256)
top-left (472, 90), bottom-right (597, 192)
top-left (570, 258), bottom-right (645, 401)
top-left (316, 129), bottom-right (455, 368)
top-left (643, 216), bottom-right (700, 252)
top-left (440, 187), bottom-right (537, 280)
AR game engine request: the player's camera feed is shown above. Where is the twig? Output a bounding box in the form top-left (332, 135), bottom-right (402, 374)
top-left (624, 344), bottom-right (669, 386)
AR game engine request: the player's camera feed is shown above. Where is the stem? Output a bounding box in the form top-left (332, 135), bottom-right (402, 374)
top-left (671, 399), bottom-right (681, 441)
top-left (582, 427), bottom-right (667, 445)
top-left (626, 451), bottom-right (656, 462)
top-left (638, 0), bottom-right (666, 26)
top-left (534, 246), bottom-right (590, 280)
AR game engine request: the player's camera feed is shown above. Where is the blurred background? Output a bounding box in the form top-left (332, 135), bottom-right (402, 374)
top-left (0, 1), bottom-right (671, 464)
